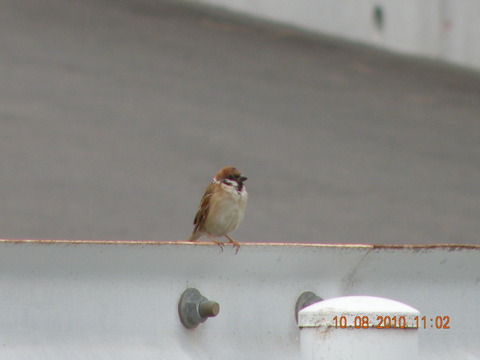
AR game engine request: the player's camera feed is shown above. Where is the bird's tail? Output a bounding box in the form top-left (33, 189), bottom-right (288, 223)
top-left (187, 231), bottom-right (201, 242)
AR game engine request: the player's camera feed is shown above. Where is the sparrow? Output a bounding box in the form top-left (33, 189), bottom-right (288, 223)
top-left (187, 166), bottom-right (248, 253)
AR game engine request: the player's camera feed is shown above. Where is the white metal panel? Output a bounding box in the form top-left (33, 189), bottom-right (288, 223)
top-left (187, 0), bottom-right (480, 71)
top-left (0, 240), bottom-right (478, 359)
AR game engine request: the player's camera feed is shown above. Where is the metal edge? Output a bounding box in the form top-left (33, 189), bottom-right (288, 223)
top-left (0, 239), bottom-right (478, 250)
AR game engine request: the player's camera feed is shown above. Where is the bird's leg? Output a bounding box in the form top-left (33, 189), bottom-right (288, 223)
top-left (207, 235), bottom-right (224, 252)
top-left (224, 234), bottom-right (240, 254)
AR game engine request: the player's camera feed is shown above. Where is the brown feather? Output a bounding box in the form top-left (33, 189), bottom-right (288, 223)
top-left (192, 183), bottom-right (216, 232)
top-left (214, 166), bottom-right (242, 181)
top-left (187, 166), bottom-right (247, 244)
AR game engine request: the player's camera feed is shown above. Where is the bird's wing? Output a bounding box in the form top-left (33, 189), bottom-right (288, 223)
top-left (193, 183), bottom-right (215, 231)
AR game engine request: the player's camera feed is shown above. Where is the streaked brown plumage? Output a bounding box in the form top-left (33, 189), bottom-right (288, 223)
top-left (187, 166), bottom-right (248, 253)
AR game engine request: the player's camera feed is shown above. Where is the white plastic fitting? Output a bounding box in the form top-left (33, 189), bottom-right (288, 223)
top-left (298, 296), bottom-right (420, 360)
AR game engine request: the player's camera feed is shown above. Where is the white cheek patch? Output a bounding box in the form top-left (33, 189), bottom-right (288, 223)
top-left (214, 178), bottom-right (247, 197)
top-left (221, 182), bottom-right (240, 196)
top-left (223, 179), bottom-right (236, 187)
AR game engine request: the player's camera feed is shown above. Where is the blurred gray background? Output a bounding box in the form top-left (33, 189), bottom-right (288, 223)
top-left (1, 0), bottom-right (479, 245)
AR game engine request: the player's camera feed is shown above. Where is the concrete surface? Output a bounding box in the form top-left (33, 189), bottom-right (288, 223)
top-left (1, 0), bottom-right (479, 245)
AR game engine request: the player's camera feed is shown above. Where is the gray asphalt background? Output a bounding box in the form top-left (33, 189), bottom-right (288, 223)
top-left (1, 0), bottom-right (479, 244)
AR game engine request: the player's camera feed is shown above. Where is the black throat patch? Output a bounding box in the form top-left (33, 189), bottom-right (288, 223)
top-left (222, 179), bottom-right (243, 193)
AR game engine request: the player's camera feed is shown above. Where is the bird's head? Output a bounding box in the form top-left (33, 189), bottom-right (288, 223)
top-left (214, 166), bottom-right (248, 188)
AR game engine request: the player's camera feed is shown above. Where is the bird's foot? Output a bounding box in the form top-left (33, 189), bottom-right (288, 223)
top-left (208, 235), bottom-right (225, 253)
top-left (224, 235), bottom-right (240, 254)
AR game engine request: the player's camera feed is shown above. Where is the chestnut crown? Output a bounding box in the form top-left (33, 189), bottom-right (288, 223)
top-left (214, 166), bottom-right (247, 184)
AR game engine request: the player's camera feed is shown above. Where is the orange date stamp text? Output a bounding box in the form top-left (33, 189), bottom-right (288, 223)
top-left (332, 315), bottom-right (450, 329)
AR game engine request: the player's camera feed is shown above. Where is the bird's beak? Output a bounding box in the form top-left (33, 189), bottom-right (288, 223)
top-left (239, 176), bottom-right (248, 182)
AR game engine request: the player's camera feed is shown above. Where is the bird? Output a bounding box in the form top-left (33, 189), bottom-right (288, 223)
top-left (187, 166), bottom-right (248, 253)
